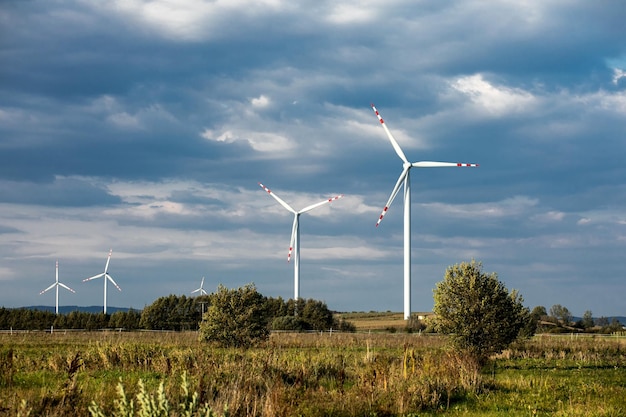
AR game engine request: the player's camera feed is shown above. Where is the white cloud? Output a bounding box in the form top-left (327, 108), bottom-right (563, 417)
top-left (201, 128), bottom-right (295, 153)
top-left (612, 68), bottom-right (626, 85)
top-left (250, 95), bottom-right (271, 108)
top-left (92, 0), bottom-right (287, 41)
top-left (532, 211), bottom-right (565, 223)
top-left (89, 96), bottom-right (177, 129)
top-left (326, 3), bottom-right (375, 24)
top-left (105, 179), bottom-right (198, 202)
top-left (104, 201), bottom-right (194, 219)
top-left (107, 112), bottom-right (141, 129)
top-left (423, 196), bottom-right (539, 219)
top-left (452, 74), bottom-right (537, 115)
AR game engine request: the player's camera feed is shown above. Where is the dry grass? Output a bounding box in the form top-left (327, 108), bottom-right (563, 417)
top-left (1, 331), bottom-right (624, 416)
top-left (336, 312), bottom-right (406, 331)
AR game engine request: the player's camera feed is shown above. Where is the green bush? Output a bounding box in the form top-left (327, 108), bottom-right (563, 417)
top-left (198, 284), bottom-right (269, 348)
top-left (433, 260), bottom-right (530, 363)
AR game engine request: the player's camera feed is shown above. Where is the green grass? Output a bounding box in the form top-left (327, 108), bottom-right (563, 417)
top-left (0, 332), bottom-right (624, 416)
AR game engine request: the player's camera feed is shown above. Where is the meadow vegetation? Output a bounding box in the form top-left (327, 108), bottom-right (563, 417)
top-left (1, 330), bottom-right (624, 416)
top-left (2, 275), bottom-right (624, 416)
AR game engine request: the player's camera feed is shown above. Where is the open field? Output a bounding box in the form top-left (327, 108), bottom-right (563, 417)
top-left (0, 330), bottom-right (625, 416)
top-left (337, 311), bottom-right (408, 331)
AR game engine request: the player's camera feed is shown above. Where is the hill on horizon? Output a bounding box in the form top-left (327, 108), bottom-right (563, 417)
top-left (15, 305), bottom-right (140, 314)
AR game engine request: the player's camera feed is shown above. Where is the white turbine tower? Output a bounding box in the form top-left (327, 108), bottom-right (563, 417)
top-left (259, 182), bottom-right (343, 301)
top-left (371, 104), bottom-right (478, 320)
top-left (39, 260), bottom-right (75, 315)
top-left (83, 249), bottom-right (121, 314)
top-left (191, 277), bottom-right (208, 296)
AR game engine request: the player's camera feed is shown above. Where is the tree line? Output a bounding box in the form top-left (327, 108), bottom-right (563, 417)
top-left (0, 289), bottom-right (354, 332)
top-left (530, 304), bottom-right (624, 334)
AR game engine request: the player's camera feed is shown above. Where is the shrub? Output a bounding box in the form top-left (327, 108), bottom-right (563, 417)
top-left (433, 260), bottom-right (530, 363)
top-left (198, 283), bottom-right (269, 348)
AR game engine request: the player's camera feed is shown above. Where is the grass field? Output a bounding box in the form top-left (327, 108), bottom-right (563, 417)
top-left (1, 322), bottom-right (625, 416)
top-left (337, 312), bottom-right (408, 331)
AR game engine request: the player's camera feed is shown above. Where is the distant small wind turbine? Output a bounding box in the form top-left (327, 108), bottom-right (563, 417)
top-left (259, 182), bottom-right (343, 301)
top-left (39, 260), bottom-right (75, 315)
top-left (371, 104), bottom-right (478, 320)
top-left (191, 277), bottom-right (208, 296)
top-left (83, 249), bottom-right (121, 314)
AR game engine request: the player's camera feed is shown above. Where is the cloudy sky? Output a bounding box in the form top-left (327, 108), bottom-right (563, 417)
top-left (1, 1), bottom-right (625, 317)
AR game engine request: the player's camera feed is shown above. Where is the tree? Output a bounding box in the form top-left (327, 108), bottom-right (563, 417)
top-left (198, 283), bottom-right (270, 348)
top-left (300, 299), bottom-right (335, 331)
top-left (140, 294), bottom-right (203, 330)
top-left (549, 304), bottom-right (573, 325)
top-left (581, 310), bottom-right (594, 329)
top-left (109, 309), bottom-right (141, 330)
top-left (433, 260), bottom-right (530, 363)
top-left (265, 296), bottom-right (288, 318)
top-left (530, 306), bottom-right (547, 320)
top-left (527, 306), bottom-right (548, 333)
top-left (271, 315), bottom-right (309, 331)
top-left (596, 316), bottom-right (609, 327)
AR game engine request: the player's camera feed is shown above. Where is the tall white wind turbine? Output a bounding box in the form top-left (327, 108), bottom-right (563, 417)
top-left (83, 249), bottom-right (121, 314)
top-left (259, 183), bottom-right (343, 301)
top-left (39, 260), bottom-right (75, 315)
top-left (371, 104), bottom-right (478, 320)
top-left (191, 277), bottom-right (208, 296)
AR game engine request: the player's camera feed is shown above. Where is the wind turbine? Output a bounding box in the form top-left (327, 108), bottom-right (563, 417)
top-left (39, 260), bottom-right (75, 315)
top-left (371, 104), bottom-right (478, 320)
top-left (191, 277), bottom-right (208, 296)
top-left (259, 182), bottom-right (343, 301)
top-left (83, 249), bottom-right (121, 314)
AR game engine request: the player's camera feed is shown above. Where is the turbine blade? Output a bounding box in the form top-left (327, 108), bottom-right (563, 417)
top-left (106, 274), bottom-right (122, 292)
top-left (259, 182), bottom-right (296, 213)
top-left (200, 289), bottom-right (208, 295)
top-left (83, 272), bottom-right (105, 282)
top-left (288, 215), bottom-right (298, 263)
top-left (371, 104), bottom-right (409, 164)
top-left (192, 277), bottom-right (205, 294)
top-left (104, 249), bottom-right (112, 273)
top-left (376, 167), bottom-right (409, 227)
top-left (300, 194), bottom-right (344, 214)
top-left (58, 282), bottom-right (76, 293)
top-left (412, 161), bottom-right (480, 168)
top-left (40, 283), bottom-right (56, 295)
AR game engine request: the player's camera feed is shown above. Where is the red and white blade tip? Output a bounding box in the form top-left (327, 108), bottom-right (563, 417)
top-left (371, 104), bottom-right (384, 124)
top-left (375, 206), bottom-right (389, 227)
top-left (258, 182), bottom-right (272, 194)
top-left (287, 247), bottom-right (293, 263)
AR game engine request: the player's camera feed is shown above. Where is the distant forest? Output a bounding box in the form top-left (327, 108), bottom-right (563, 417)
top-left (0, 294), bottom-right (356, 332)
top-left (1, 296), bottom-right (624, 334)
